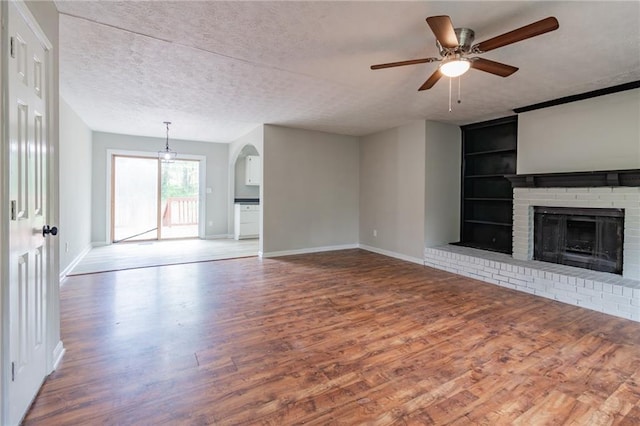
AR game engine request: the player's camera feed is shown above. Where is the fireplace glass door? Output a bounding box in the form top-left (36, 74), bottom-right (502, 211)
top-left (534, 207), bottom-right (624, 274)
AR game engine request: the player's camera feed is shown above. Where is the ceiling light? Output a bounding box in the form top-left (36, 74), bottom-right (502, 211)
top-left (440, 56), bottom-right (470, 78)
top-left (158, 121), bottom-right (177, 163)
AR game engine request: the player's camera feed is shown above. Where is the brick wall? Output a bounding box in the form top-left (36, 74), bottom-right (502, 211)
top-left (512, 187), bottom-right (640, 280)
top-left (424, 245), bottom-right (640, 322)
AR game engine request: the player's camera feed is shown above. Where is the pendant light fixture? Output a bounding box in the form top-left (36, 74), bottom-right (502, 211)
top-left (158, 121), bottom-right (177, 162)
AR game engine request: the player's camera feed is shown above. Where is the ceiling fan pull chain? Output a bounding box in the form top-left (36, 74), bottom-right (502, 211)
top-left (448, 77), bottom-right (452, 112)
top-left (458, 76), bottom-right (462, 104)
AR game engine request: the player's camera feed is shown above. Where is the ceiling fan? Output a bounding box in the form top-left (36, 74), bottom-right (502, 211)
top-left (371, 15), bottom-right (559, 91)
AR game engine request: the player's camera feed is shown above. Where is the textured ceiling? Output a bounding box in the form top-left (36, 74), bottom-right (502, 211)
top-left (55, 1), bottom-right (640, 143)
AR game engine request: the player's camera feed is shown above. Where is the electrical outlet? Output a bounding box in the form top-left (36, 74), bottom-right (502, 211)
top-left (208, 221), bottom-right (213, 227)
top-left (373, 229), bottom-right (377, 237)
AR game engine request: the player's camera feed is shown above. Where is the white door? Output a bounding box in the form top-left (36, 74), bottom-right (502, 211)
top-left (6, 2), bottom-right (52, 424)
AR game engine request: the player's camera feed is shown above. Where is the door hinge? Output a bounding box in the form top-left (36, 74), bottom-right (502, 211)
top-left (11, 200), bottom-right (17, 220)
top-left (10, 36), bottom-right (15, 58)
top-left (11, 362), bottom-right (15, 381)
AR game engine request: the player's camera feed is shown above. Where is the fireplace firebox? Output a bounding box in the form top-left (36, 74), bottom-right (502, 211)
top-left (533, 207), bottom-right (624, 274)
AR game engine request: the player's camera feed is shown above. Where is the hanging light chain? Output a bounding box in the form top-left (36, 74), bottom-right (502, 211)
top-left (159, 121), bottom-right (176, 162)
top-left (448, 76), bottom-right (463, 113)
top-left (164, 121), bottom-right (172, 152)
top-left (448, 77), bottom-right (452, 112)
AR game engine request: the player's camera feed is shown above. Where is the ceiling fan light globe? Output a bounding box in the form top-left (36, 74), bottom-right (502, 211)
top-left (440, 58), bottom-right (470, 77)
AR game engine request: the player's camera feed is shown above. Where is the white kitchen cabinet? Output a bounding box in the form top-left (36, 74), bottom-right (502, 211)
top-left (234, 204), bottom-right (260, 240)
top-left (245, 155), bottom-right (261, 186)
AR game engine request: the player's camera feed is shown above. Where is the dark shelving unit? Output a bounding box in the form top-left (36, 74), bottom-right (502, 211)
top-left (458, 116), bottom-right (517, 254)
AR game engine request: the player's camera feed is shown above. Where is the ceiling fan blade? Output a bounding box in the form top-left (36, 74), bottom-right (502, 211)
top-left (470, 58), bottom-right (519, 77)
top-left (473, 17), bottom-right (559, 53)
top-left (370, 57), bottom-right (439, 70)
top-left (418, 69), bottom-right (443, 91)
top-left (426, 15), bottom-right (459, 49)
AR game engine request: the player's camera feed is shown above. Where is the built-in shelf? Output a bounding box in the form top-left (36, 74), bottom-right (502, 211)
top-left (465, 174), bottom-right (510, 179)
top-left (464, 219), bottom-right (512, 227)
top-left (460, 116), bottom-right (517, 254)
top-left (465, 198), bottom-right (513, 202)
top-left (464, 148), bottom-right (517, 156)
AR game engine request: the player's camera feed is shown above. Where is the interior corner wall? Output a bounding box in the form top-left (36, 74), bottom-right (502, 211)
top-left (91, 132), bottom-right (229, 244)
top-left (517, 88), bottom-right (640, 174)
top-left (59, 98), bottom-right (92, 273)
top-left (424, 121), bottom-right (461, 247)
top-left (262, 125), bottom-right (359, 254)
top-left (359, 121), bottom-right (426, 261)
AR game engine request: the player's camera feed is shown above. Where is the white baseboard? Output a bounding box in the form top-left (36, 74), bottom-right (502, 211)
top-left (92, 241), bottom-right (109, 247)
top-left (59, 243), bottom-right (92, 281)
top-left (359, 244), bottom-right (425, 265)
top-left (51, 340), bottom-right (65, 372)
top-left (262, 243), bottom-right (359, 258)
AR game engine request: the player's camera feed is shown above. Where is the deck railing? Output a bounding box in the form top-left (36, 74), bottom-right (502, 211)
top-left (162, 197), bottom-right (198, 226)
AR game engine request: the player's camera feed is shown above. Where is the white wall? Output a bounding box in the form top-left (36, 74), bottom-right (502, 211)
top-left (359, 121), bottom-right (426, 262)
top-left (425, 121), bottom-right (461, 247)
top-left (262, 125), bottom-right (359, 255)
top-left (59, 98), bottom-right (92, 275)
top-left (518, 89), bottom-right (640, 174)
top-left (91, 132), bottom-right (229, 243)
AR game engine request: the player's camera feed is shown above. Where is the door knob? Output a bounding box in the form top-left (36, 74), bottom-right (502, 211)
top-left (43, 225), bottom-right (58, 237)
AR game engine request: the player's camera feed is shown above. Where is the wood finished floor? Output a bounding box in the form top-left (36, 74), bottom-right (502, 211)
top-left (25, 249), bottom-right (640, 425)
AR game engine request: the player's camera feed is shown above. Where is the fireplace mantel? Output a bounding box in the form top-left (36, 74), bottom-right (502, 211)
top-left (505, 169), bottom-right (640, 188)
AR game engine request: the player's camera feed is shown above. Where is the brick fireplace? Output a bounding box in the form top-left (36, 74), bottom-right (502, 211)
top-left (511, 172), bottom-right (640, 281)
top-left (424, 170), bottom-right (640, 322)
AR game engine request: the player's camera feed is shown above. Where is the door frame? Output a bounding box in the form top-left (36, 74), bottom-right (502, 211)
top-left (1, 1), bottom-right (64, 423)
top-left (106, 149), bottom-right (207, 244)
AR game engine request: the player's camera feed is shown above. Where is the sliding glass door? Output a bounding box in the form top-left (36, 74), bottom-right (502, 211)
top-left (112, 156), bottom-right (159, 242)
top-left (160, 160), bottom-right (200, 239)
top-left (112, 155), bottom-right (200, 243)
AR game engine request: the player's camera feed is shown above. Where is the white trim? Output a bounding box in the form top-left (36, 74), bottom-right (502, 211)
top-left (51, 341), bottom-right (65, 371)
top-left (13, 1), bottom-right (52, 50)
top-left (359, 244), bottom-right (425, 266)
top-left (0, 3), bottom-right (7, 423)
top-left (262, 243), bottom-right (359, 258)
top-left (59, 243), bottom-right (92, 280)
top-left (260, 244), bottom-right (426, 266)
top-left (106, 149), bottom-right (207, 243)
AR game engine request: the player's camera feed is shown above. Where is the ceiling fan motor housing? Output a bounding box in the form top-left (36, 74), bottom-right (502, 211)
top-left (437, 28), bottom-right (475, 56)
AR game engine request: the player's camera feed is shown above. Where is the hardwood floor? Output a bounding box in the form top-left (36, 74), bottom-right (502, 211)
top-left (25, 249), bottom-right (640, 425)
